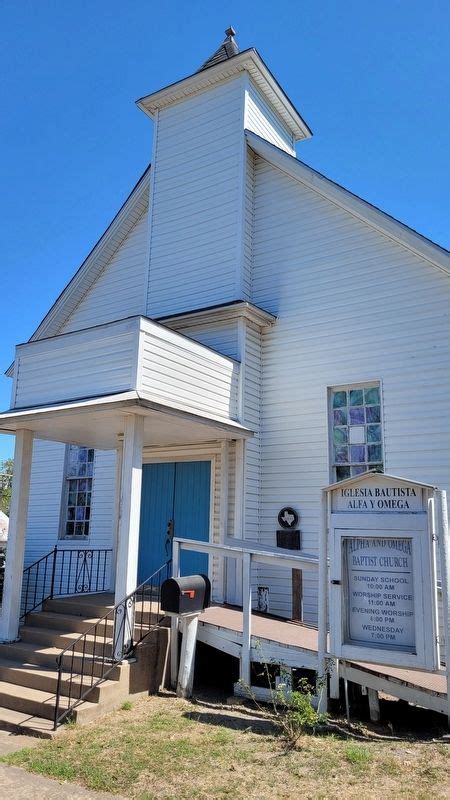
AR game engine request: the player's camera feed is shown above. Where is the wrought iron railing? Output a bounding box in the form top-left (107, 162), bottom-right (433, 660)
top-left (53, 561), bottom-right (170, 729)
top-left (20, 547), bottom-right (113, 621)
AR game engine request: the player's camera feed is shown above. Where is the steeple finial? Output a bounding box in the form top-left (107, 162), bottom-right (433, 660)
top-left (197, 27), bottom-right (240, 72)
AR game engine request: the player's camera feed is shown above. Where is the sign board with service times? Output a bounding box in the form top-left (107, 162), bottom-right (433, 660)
top-left (325, 472), bottom-right (440, 671)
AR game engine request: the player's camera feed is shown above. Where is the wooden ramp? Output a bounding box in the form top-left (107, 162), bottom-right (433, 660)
top-left (197, 605), bottom-right (448, 715)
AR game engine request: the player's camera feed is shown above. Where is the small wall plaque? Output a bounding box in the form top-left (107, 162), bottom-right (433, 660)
top-left (276, 529), bottom-right (301, 550)
top-left (278, 507), bottom-right (299, 529)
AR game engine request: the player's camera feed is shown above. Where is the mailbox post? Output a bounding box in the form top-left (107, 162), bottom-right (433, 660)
top-left (161, 574), bottom-right (211, 698)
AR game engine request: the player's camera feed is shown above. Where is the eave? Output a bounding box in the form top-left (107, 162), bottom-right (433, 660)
top-left (157, 300), bottom-right (276, 330)
top-left (137, 49), bottom-right (312, 142)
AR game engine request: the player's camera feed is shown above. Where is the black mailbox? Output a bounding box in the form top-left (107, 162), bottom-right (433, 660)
top-left (161, 574), bottom-right (211, 616)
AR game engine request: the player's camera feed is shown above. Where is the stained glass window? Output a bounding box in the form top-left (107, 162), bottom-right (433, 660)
top-left (331, 385), bottom-right (383, 481)
top-left (62, 445), bottom-right (94, 538)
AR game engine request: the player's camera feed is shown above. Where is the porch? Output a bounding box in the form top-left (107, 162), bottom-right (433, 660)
top-left (0, 314), bottom-right (252, 647)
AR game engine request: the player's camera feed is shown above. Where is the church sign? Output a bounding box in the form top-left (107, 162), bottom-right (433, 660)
top-left (343, 535), bottom-right (415, 651)
top-left (325, 473), bottom-right (440, 671)
top-left (333, 484), bottom-right (423, 513)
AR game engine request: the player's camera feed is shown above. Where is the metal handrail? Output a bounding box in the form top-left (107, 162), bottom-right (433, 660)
top-left (53, 560), bottom-right (170, 729)
top-left (20, 546), bottom-right (113, 621)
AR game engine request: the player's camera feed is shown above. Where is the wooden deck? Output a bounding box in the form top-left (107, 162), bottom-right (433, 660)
top-left (198, 604), bottom-right (448, 715)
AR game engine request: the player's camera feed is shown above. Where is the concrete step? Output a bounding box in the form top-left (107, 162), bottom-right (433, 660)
top-left (0, 679), bottom-right (99, 723)
top-left (25, 610), bottom-right (114, 635)
top-left (43, 593), bottom-right (114, 618)
top-left (0, 704), bottom-right (57, 738)
top-left (0, 658), bottom-right (120, 701)
top-left (0, 640), bottom-right (122, 678)
top-left (0, 626), bottom-right (169, 737)
top-left (19, 625), bottom-right (115, 657)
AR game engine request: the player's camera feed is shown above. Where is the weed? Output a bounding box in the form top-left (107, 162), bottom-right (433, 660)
top-left (344, 744), bottom-right (372, 770)
top-left (275, 679), bottom-right (327, 747)
top-left (121, 700), bottom-right (133, 711)
top-left (240, 655), bottom-right (327, 749)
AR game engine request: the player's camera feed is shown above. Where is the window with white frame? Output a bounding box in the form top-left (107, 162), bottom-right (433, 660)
top-left (61, 445), bottom-right (94, 538)
top-left (331, 384), bottom-right (384, 481)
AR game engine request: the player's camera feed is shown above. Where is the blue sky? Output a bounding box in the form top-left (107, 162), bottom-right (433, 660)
top-left (1, 1), bottom-right (449, 461)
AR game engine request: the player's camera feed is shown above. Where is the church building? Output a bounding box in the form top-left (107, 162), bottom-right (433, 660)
top-left (0, 29), bottom-right (448, 732)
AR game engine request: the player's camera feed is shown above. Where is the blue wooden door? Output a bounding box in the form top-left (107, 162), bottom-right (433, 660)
top-left (138, 461), bottom-right (211, 583)
top-left (138, 463), bottom-right (175, 584)
top-left (174, 461), bottom-right (210, 577)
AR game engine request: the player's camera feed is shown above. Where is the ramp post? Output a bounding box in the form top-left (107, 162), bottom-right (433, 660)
top-left (170, 540), bottom-right (181, 688)
top-left (317, 489), bottom-right (329, 713)
top-left (240, 551), bottom-right (252, 688)
top-left (435, 489), bottom-right (450, 729)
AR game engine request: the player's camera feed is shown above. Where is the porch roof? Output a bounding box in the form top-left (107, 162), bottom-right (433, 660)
top-left (0, 391), bottom-right (252, 450)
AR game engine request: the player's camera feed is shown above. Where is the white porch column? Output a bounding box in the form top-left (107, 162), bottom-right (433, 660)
top-left (1, 429), bottom-right (34, 642)
top-left (113, 414), bottom-right (144, 658)
top-left (114, 414), bottom-right (144, 604)
top-left (111, 435), bottom-right (124, 592)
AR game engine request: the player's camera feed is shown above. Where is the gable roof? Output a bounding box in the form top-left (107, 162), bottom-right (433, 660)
top-left (246, 131), bottom-right (450, 275)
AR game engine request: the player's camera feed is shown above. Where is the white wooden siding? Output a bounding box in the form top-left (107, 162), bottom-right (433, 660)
top-left (24, 441), bottom-right (116, 590)
top-left (61, 212), bottom-right (148, 333)
top-left (146, 76), bottom-right (245, 317)
top-left (88, 449), bottom-right (117, 556)
top-left (24, 440), bottom-right (66, 566)
top-left (139, 320), bottom-right (240, 422)
top-left (252, 154), bottom-right (450, 622)
top-left (244, 79), bottom-right (295, 155)
top-left (242, 323), bottom-right (262, 543)
top-left (13, 319), bottom-right (138, 408)
top-left (13, 315), bottom-right (241, 426)
top-left (174, 320), bottom-right (239, 360)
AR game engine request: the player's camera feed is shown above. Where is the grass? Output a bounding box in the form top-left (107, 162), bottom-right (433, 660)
top-left (344, 743), bottom-right (372, 770)
top-left (2, 693), bottom-right (449, 800)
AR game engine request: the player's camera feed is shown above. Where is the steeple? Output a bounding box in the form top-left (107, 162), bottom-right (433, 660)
top-left (198, 26), bottom-right (239, 72)
top-left (138, 29), bottom-right (312, 317)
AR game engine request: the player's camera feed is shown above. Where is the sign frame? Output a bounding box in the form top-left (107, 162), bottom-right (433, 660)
top-left (329, 516), bottom-right (438, 670)
top-left (320, 472), bottom-right (441, 675)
